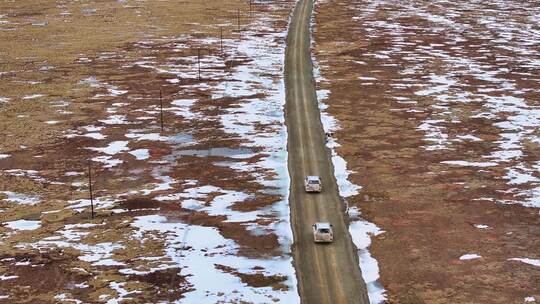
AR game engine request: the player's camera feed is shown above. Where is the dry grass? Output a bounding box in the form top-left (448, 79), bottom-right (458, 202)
top-left (0, 0), bottom-right (294, 302)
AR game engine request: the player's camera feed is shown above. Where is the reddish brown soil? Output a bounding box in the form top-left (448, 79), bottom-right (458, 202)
top-left (313, 0), bottom-right (539, 303)
top-left (215, 264), bottom-right (288, 290)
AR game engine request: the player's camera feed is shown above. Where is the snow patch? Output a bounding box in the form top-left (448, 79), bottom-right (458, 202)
top-left (508, 258), bottom-right (540, 267)
top-left (459, 253), bottom-right (482, 260)
top-left (132, 215), bottom-right (299, 303)
top-left (0, 191), bottom-right (40, 205)
top-left (473, 224), bottom-right (491, 229)
top-left (22, 94), bottom-right (44, 100)
top-left (3, 220), bottom-right (41, 231)
top-left (128, 149), bottom-right (150, 160)
top-left (441, 160), bottom-right (498, 167)
top-left (89, 141), bottom-right (130, 155)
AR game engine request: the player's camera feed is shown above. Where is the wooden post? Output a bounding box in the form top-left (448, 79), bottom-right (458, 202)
top-left (220, 27), bottom-right (223, 55)
top-left (159, 88), bottom-right (164, 132)
top-left (88, 160), bottom-right (95, 219)
top-left (197, 48), bottom-right (201, 81)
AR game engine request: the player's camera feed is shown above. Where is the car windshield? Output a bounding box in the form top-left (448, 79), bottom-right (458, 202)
top-left (309, 180), bottom-right (319, 184)
top-left (318, 228), bottom-right (330, 233)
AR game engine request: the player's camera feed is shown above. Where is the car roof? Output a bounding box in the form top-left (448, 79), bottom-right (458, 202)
top-left (315, 222), bottom-right (331, 229)
top-left (306, 175), bottom-right (320, 180)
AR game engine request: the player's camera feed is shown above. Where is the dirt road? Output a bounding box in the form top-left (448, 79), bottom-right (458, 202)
top-left (284, 1), bottom-right (370, 303)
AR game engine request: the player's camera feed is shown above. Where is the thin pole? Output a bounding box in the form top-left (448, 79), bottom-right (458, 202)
top-left (88, 161), bottom-right (94, 219)
top-left (197, 48), bottom-right (201, 81)
top-left (159, 88), bottom-right (164, 132)
top-left (237, 9), bottom-right (240, 31)
top-left (220, 27), bottom-right (223, 55)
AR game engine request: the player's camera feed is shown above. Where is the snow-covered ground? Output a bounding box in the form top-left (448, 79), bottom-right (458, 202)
top-left (141, 13), bottom-right (298, 300)
top-left (3, 220), bottom-right (41, 231)
top-left (312, 0), bottom-right (540, 302)
top-left (1, 3), bottom-right (300, 303)
top-left (131, 214), bottom-right (297, 303)
top-left (0, 191), bottom-right (40, 206)
top-left (311, 2), bottom-right (387, 303)
top-left (310, 1), bottom-right (539, 302)
top-left (353, 0), bottom-right (540, 209)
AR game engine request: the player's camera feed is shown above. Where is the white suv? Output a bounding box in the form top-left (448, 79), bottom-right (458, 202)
top-left (304, 175), bottom-right (322, 192)
top-left (313, 222), bottom-right (334, 243)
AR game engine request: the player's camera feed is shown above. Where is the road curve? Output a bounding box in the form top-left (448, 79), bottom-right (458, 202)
top-left (284, 0), bottom-right (370, 304)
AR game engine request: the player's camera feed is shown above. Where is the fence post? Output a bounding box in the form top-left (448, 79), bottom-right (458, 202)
top-left (88, 160), bottom-right (95, 219)
top-left (160, 88), bottom-right (164, 131)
